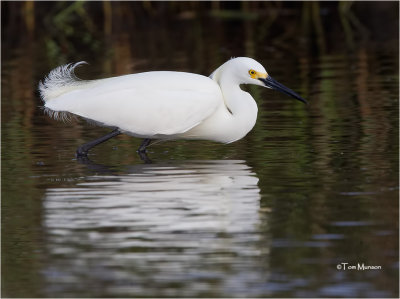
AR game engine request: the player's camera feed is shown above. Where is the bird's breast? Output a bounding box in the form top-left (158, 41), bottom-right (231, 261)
top-left (180, 100), bottom-right (258, 143)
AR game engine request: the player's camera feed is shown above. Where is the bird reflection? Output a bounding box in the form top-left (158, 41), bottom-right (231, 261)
top-left (42, 159), bottom-right (264, 297)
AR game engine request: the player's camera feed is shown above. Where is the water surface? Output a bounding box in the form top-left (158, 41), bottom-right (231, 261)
top-left (2, 3), bottom-right (399, 298)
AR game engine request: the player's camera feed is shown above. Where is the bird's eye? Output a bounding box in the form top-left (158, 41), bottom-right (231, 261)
top-left (249, 69), bottom-right (257, 78)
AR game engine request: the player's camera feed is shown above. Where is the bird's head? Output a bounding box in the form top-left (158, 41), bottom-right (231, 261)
top-left (213, 57), bottom-right (307, 104)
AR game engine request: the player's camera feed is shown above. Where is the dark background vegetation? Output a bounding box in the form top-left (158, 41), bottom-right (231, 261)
top-left (2, 1), bottom-right (398, 68)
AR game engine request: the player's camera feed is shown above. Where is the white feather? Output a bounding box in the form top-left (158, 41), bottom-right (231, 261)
top-left (42, 66), bottom-right (223, 138)
top-left (38, 61), bottom-right (89, 103)
top-left (39, 57), bottom-right (283, 143)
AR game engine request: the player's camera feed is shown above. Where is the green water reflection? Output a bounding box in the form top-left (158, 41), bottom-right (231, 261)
top-left (2, 2), bottom-right (398, 298)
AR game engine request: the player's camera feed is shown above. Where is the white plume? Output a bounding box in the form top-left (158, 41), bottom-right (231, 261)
top-left (38, 61), bottom-right (88, 103)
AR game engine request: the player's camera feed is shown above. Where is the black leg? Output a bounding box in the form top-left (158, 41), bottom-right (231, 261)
top-left (137, 139), bottom-right (152, 163)
top-left (138, 150), bottom-right (152, 163)
top-left (138, 138), bottom-right (152, 153)
top-left (76, 128), bottom-right (121, 157)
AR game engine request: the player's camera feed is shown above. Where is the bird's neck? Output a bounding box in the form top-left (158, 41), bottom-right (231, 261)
top-left (218, 79), bottom-right (258, 139)
top-left (219, 79), bottom-right (257, 117)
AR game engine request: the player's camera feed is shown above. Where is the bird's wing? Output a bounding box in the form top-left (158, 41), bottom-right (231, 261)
top-left (45, 71), bottom-right (223, 137)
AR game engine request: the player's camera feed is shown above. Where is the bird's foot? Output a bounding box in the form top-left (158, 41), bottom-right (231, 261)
top-left (76, 147), bottom-right (89, 157)
top-left (137, 150), bottom-right (152, 163)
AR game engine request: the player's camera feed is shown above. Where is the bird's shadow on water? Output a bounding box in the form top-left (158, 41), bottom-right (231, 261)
top-left (74, 153), bottom-right (261, 187)
top-left (76, 155), bottom-right (122, 175)
top-left (76, 152), bottom-right (152, 175)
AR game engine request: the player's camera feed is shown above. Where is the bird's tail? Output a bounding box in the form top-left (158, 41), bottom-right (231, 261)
top-left (38, 61), bottom-right (87, 103)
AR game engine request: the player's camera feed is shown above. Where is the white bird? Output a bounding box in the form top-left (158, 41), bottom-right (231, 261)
top-left (39, 57), bottom-right (306, 159)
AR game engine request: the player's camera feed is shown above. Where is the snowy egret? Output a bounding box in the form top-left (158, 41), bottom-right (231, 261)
top-left (39, 57), bottom-right (306, 158)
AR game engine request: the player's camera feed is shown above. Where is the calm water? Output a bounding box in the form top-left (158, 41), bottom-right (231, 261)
top-left (2, 4), bottom-right (399, 298)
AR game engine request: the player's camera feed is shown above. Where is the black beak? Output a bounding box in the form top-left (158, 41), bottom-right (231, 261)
top-left (259, 76), bottom-right (307, 104)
